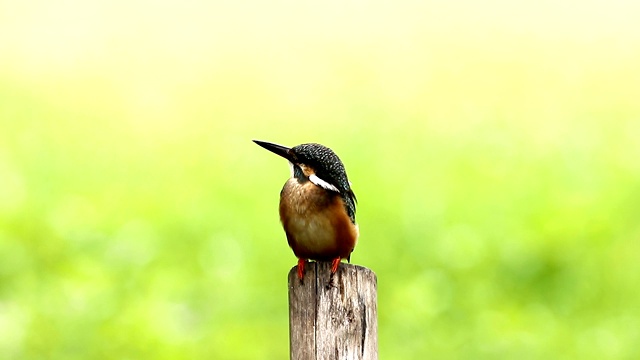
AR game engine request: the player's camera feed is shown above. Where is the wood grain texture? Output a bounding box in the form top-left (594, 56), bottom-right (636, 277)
top-left (289, 262), bottom-right (378, 360)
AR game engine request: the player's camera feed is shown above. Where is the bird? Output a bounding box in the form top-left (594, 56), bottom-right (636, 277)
top-left (253, 140), bottom-right (358, 280)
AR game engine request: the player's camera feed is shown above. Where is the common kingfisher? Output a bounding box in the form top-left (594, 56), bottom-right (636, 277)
top-left (253, 140), bottom-right (359, 280)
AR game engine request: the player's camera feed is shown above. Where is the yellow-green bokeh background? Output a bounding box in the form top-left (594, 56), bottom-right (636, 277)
top-left (2, 1), bottom-right (639, 358)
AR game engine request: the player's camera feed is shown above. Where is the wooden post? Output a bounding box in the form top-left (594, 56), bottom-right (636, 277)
top-left (288, 262), bottom-right (378, 360)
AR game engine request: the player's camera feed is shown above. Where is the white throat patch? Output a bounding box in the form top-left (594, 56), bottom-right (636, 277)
top-left (309, 174), bottom-right (340, 192)
top-left (288, 161), bottom-right (295, 177)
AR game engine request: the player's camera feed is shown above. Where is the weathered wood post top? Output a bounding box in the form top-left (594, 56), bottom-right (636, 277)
top-left (288, 262), bottom-right (378, 360)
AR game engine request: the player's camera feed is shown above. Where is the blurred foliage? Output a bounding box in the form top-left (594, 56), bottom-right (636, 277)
top-left (1, 0), bottom-right (640, 359)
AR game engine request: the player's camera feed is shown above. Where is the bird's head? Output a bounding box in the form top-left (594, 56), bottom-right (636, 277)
top-left (252, 140), bottom-right (352, 195)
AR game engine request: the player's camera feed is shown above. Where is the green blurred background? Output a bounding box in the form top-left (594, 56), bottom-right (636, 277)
top-left (1, 0), bottom-right (639, 359)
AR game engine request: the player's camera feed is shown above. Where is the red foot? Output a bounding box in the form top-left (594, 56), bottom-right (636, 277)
top-left (297, 258), bottom-right (306, 280)
top-left (330, 257), bottom-right (341, 273)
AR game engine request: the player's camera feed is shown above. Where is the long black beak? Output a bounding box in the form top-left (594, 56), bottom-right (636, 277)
top-left (253, 140), bottom-right (293, 161)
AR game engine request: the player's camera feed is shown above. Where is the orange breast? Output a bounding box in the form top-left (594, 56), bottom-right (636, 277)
top-left (279, 178), bottom-right (358, 261)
